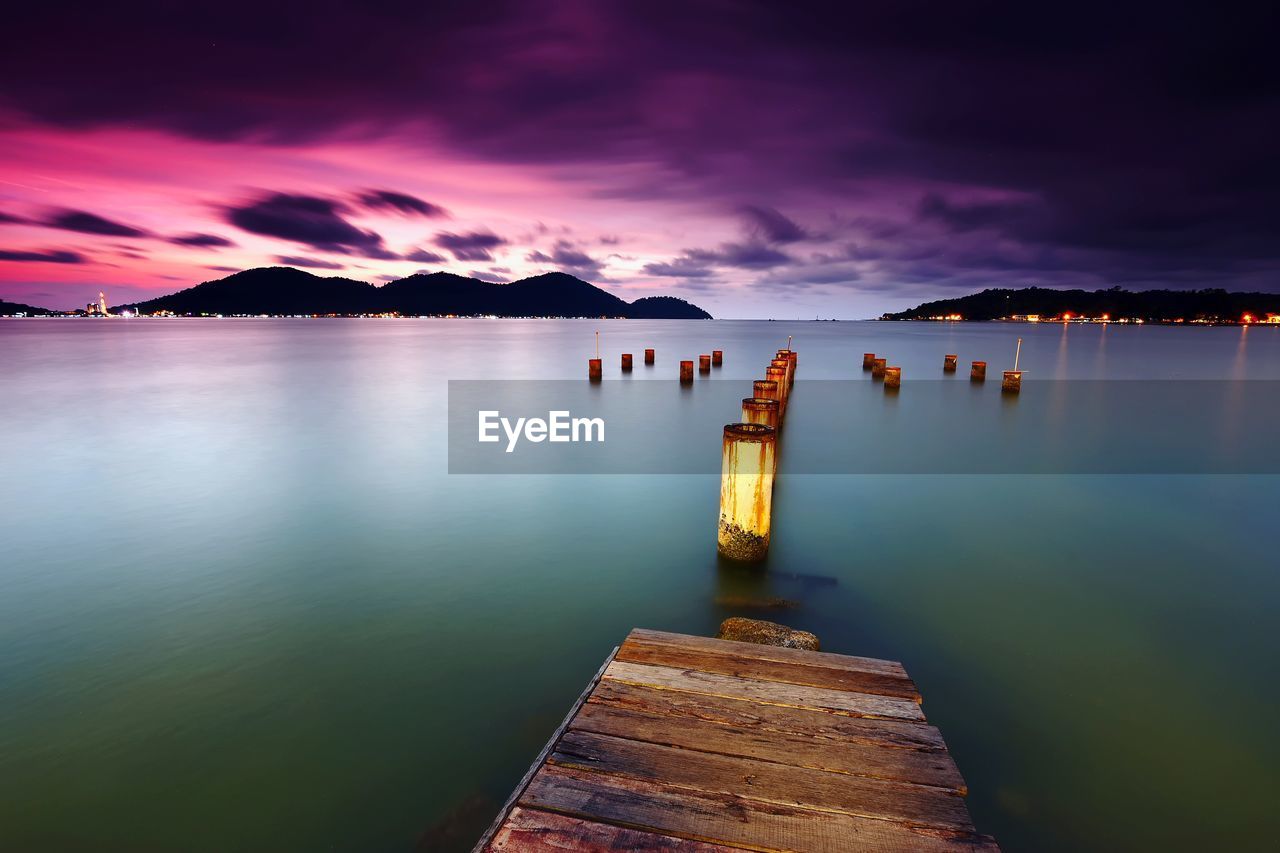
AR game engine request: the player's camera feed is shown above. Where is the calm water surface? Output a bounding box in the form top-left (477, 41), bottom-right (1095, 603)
top-left (1, 319), bottom-right (1278, 851)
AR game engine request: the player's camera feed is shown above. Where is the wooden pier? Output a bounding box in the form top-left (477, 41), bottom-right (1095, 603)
top-left (475, 629), bottom-right (999, 852)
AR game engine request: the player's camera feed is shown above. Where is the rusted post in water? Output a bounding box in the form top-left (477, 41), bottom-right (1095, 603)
top-left (680, 360), bottom-right (694, 383)
top-left (776, 349), bottom-right (795, 387)
top-left (971, 360), bottom-right (986, 382)
top-left (621, 353), bottom-right (633, 371)
top-left (645, 348), bottom-right (655, 364)
top-left (712, 349), bottom-right (723, 366)
top-left (871, 357), bottom-right (887, 379)
top-left (765, 365), bottom-right (788, 417)
top-left (753, 379), bottom-right (780, 406)
top-left (770, 358), bottom-right (791, 410)
top-left (884, 366), bottom-right (901, 390)
top-left (863, 353), bottom-right (875, 370)
top-left (1002, 370), bottom-right (1022, 394)
top-left (717, 423), bottom-right (776, 562)
top-left (699, 354), bottom-right (712, 374)
top-left (588, 358), bottom-right (602, 381)
top-left (944, 354), bottom-right (958, 372)
top-left (741, 397), bottom-right (780, 430)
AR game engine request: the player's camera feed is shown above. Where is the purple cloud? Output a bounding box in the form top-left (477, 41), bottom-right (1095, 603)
top-left (169, 232), bottom-right (236, 248)
top-left (274, 255), bottom-right (345, 269)
top-left (0, 248), bottom-right (87, 263)
top-left (357, 189), bottom-right (447, 217)
top-left (434, 230), bottom-right (507, 262)
top-left (44, 209), bottom-right (148, 238)
top-left (740, 206), bottom-right (807, 244)
top-left (643, 257), bottom-right (716, 278)
top-left (226, 192), bottom-right (396, 258)
top-left (405, 248), bottom-right (448, 263)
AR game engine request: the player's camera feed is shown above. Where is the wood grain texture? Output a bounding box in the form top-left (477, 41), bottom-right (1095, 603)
top-left (521, 764), bottom-right (1000, 853)
top-left (627, 629), bottom-right (909, 679)
top-left (587, 681), bottom-right (946, 752)
top-left (618, 634), bottom-right (921, 702)
top-left (487, 808), bottom-right (748, 851)
top-left (550, 729), bottom-right (974, 830)
top-left (603, 661), bottom-right (925, 721)
top-left (569, 703), bottom-right (965, 792)
top-left (480, 631), bottom-right (998, 851)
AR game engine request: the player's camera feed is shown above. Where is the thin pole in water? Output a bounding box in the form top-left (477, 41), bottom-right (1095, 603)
top-left (1014, 337), bottom-right (1023, 371)
top-left (786, 334), bottom-right (793, 349)
top-left (595, 330), bottom-right (600, 359)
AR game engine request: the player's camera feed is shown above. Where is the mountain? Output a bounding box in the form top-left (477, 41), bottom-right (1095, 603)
top-left (626, 295), bottom-right (712, 319)
top-left (0, 298), bottom-right (54, 315)
top-left (122, 267), bottom-right (712, 318)
top-left (126, 267), bottom-right (378, 315)
top-left (882, 287), bottom-right (1280, 322)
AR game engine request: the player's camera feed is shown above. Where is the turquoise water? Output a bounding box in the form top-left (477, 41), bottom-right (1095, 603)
top-left (1, 319), bottom-right (1278, 851)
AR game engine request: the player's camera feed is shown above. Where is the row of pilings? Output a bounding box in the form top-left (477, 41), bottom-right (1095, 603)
top-left (863, 350), bottom-right (1023, 393)
top-left (716, 346), bottom-right (795, 562)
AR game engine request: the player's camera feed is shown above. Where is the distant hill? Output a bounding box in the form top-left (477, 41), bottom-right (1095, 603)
top-left (882, 287), bottom-right (1280, 322)
top-left (627, 295), bottom-right (712, 319)
top-left (0, 298), bottom-right (53, 315)
top-left (123, 267), bottom-right (378, 315)
top-left (122, 267), bottom-right (712, 318)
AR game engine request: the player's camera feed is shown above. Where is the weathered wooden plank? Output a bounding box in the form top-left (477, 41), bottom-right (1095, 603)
top-left (550, 730), bottom-right (974, 831)
top-left (521, 764), bottom-right (1000, 853)
top-left (588, 681), bottom-right (946, 752)
top-left (471, 648), bottom-right (620, 853)
top-left (568, 703), bottom-right (966, 793)
top-left (487, 807), bottom-right (749, 851)
top-left (603, 661), bottom-right (924, 722)
top-left (628, 629), bottom-right (909, 678)
top-left (618, 636), bottom-right (921, 702)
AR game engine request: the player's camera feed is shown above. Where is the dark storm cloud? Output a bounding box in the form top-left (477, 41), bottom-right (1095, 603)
top-left (225, 192), bottom-right (396, 258)
top-left (3, 2), bottom-right (1279, 291)
top-left (169, 232), bottom-right (236, 247)
top-left (0, 211), bottom-right (31, 224)
top-left (469, 269), bottom-right (510, 283)
top-left (43, 209), bottom-right (149, 238)
top-left (274, 255), bottom-right (344, 269)
top-left (434, 230), bottom-right (507, 262)
top-left (0, 248), bottom-right (87, 263)
top-left (356, 189), bottom-right (448, 217)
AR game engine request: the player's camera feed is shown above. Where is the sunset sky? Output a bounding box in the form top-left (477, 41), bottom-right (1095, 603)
top-left (2, 1), bottom-right (1276, 317)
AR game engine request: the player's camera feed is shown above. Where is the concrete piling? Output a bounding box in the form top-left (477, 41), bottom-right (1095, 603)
top-left (645, 348), bottom-right (655, 364)
top-left (1002, 370), bottom-right (1022, 394)
top-left (944, 354), bottom-right (958, 372)
top-left (863, 353), bottom-right (876, 370)
top-left (971, 361), bottom-right (987, 382)
top-left (621, 353), bottom-right (633, 371)
top-left (588, 358), bottom-right (602, 381)
top-left (699, 354), bottom-right (712, 374)
top-left (680, 360), bottom-right (694, 383)
top-left (776, 349), bottom-right (795, 387)
top-left (884, 366), bottom-right (901, 390)
top-left (717, 423), bottom-right (776, 562)
top-left (741, 397), bottom-right (780, 430)
top-left (712, 350), bottom-right (723, 366)
top-left (871, 357), bottom-right (887, 379)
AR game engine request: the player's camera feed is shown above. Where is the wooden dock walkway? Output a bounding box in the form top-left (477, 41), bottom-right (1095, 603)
top-left (475, 628), bottom-right (998, 852)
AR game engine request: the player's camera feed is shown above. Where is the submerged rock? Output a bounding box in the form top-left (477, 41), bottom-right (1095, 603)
top-left (716, 617), bottom-right (820, 651)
